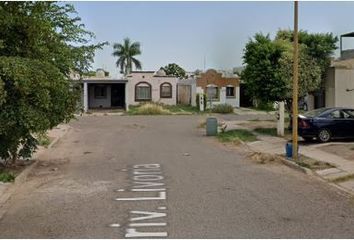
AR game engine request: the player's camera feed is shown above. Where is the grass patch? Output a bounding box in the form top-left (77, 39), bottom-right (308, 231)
top-left (211, 104), bottom-right (234, 114)
top-left (36, 132), bottom-right (50, 147)
top-left (254, 127), bottom-right (277, 136)
top-left (295, 155), bottom-right (334, 170)
top-left (0, 171), bottom-right (15, 182)
top-left (217, 129), bottom-right (257, 143)
top-left (254, 127), bottom-right (291, 137)
top-left (331, 174), bottom-right (354, 183)
top-left (164, 104), bottom-right (199, 113)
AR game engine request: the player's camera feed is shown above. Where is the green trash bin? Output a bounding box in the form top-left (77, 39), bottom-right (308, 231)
top-left (206, 117), bottom-right (218, 136)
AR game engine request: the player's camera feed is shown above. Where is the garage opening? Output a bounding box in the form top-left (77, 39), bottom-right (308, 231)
top-left (111, 83), bottom-right (125, 108)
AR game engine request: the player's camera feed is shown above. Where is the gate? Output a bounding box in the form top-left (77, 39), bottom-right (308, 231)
top-left (177, 85), bottom-right (191, 105)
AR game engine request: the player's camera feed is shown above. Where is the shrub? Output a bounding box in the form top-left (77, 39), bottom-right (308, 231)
top-left (36, 133), bottom-right (51, 147)
top-left (136, 103), bottom-right (171, 115)
top-left (212, 104), bottom-right (234, 114)
top-left (0, 171), bottom-right (15, 182)
top-left (255, 102), bottom-right (275, 111)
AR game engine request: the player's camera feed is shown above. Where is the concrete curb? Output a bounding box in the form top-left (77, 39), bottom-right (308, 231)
top-left (280, 158), bottom-right (313, 175)
top-left (280, 154), bottom-right (354, 197)
top-left (244, 138), bottom-right (354, 197)
top-left (0, 125), bottom-right (71, 220)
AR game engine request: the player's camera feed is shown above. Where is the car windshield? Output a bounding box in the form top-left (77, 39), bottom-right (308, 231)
top-left (302, 108), bottom-right (329, 118)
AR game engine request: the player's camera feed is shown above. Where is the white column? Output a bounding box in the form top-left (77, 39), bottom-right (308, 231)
top-left (277, 101), bottom-right (285, 137)
top-left (236, 86), bottom-right (240, 108)
top-left (83, 82), bottom-right (88, 112)
top-left (199, 94), bottom-right (205, 112)
top-left (125, 83), bottom-right (129, 111)
top-left (220, 87), bottom-right (226, 104)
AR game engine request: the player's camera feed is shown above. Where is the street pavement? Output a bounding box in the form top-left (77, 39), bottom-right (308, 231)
top-left (1, 115), bottom-right (354, 238)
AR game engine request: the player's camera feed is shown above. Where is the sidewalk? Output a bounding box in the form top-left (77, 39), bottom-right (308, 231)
top-left (225, 120), bottom-right (354, 194)
top-left (0, 124), bottom-right (71, 219)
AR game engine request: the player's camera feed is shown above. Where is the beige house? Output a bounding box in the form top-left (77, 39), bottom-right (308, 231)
top-left (325, 58), bottom-right (354, 108)
top-left (196, 69), bottom-right (240, 108)
top-left (126, 69), bottom-right (178, 106)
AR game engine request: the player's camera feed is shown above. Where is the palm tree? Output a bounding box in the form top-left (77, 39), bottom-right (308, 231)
top-left (112, 38), bottom-right (142, 76)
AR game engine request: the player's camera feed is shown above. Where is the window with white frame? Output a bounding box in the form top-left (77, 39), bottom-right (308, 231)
top-left (226, 86), bottom-right (235, 98)
top-left (135, 82), bottom-right (152, 101)
top-left (206, 86), bottom-right (218, 101)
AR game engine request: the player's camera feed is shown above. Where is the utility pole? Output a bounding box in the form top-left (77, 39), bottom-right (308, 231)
top-left (292, 1), bottom-right (299, 161)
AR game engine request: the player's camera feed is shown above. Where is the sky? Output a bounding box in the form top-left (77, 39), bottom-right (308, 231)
top-left (71, 1), bottom-right (354, 77)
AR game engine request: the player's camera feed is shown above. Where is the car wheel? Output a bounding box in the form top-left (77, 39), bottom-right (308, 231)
top-left (318, 129), bottom-right (331, 143)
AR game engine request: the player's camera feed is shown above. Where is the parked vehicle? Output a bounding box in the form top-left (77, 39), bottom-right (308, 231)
top-left (297, 107), bottom-right (354, 143)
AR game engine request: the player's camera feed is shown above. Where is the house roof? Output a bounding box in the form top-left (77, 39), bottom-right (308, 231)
top-left (80, 78), bottom-right (128, 83)
top-left (130, 71), bottom-right (155, 73)
top-left (341, 32), bottom-right (354, 38)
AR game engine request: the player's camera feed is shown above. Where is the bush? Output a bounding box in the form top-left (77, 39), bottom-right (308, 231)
top-left (36, 133), bottom-right (51, 147)
top-left (211, 104), bottom-right (234, 114)
top-left (255, 102), bottom-right (275, 111)
top-left (136, 103), bottom-right (171, 115)
top-left (0, 171), bottom-right (15, 182)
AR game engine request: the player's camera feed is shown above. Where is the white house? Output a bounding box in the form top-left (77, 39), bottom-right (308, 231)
top-left (125, 69), bottom-right (178, 106)
top-left (325, 58), bottom-right (354, 109)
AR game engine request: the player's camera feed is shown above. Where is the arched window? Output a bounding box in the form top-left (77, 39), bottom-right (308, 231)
top-left (160, 82), bottom-right (172, 98)
top-left (135, 82), bottom-right (152, 101)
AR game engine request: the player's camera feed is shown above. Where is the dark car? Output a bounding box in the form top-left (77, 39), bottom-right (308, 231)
top-left (297, 107), bottom-right (354, 143)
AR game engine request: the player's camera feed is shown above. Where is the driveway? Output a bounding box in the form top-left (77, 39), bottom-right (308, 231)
top-left (1, 115), bottom-right (354, 238)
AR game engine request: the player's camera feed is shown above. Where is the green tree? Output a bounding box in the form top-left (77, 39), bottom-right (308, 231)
top-left (241, 32), bottom-right (322, 110)
top-left (0, 2), bottom-right (105, 165)
top-left (163, 63), bottom-right (187, 79)
top-left (241, 33), bottom-right (286, 103)
top-left (276, 40), bottom-right (322, 109)
top-left (275, 30), bottom-right (338, 80)
top-left (112, 38), bottom-right (142, 76)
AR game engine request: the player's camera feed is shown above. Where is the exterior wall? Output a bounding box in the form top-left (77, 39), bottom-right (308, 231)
top-left (307, 94), bottom-right (315, 111)
top-left (196, 86), bottom-right (239, 108)
top-left (126, 72), bottom-right (178, 106)
top-left (177, 78), bottom-right (197, 106)
top-left (196, 69), bottom-right (240, 108)
top-left (325, 66), bottom-right (354, 109)
top-left (334, 68), bottom-right (354, 108)
top-left (225, 86), bottom-right (240, 107)
top-left (88, 84), bottom-right (112, 108)
top-left (325, 67), bottom-right (336, 108)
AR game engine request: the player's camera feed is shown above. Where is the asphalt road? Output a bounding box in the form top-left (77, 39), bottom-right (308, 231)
top-left (1, 115), bottom-right (354, 238)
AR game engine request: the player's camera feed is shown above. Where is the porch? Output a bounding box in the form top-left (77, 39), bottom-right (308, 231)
top-left (83, 79), bottom-right (128, 112)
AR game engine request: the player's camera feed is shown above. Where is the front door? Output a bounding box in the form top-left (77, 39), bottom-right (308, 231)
top-left (111, 84), bottom-right (125, 108)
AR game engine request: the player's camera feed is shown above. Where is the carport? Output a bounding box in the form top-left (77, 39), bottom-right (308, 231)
top-left (82, 79), bottom-right (128, 112)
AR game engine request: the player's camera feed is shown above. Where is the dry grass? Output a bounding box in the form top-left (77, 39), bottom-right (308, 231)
top-left (135, 103), bottom-right (171, 115)
top-left (249, 152), bottom-right (283, 164)
top-left (331, 174), bottom-right (354, 183)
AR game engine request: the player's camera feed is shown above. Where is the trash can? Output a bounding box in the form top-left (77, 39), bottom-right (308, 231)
top-left (206, 117), bottom-right (218, 136)
top-left (285, 142), bottom-right (299, 159)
